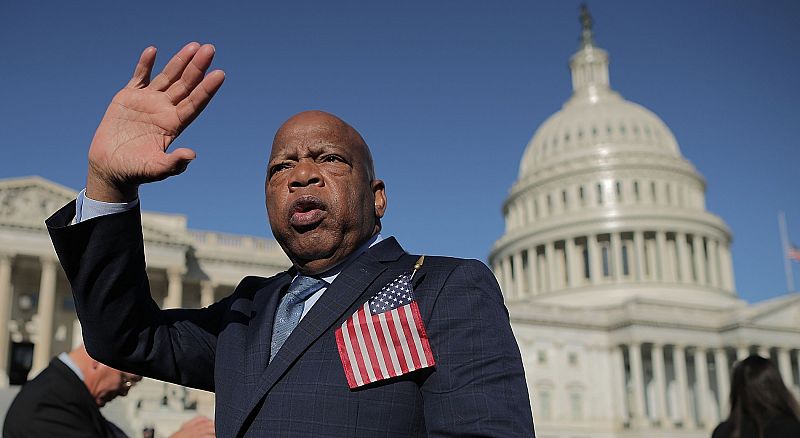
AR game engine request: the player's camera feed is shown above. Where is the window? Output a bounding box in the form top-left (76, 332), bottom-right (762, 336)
top-left (650, 181), bottom-right (657, 201)
top-left (547, 195), bottom-right (553, 214)
top-left (582, 246), bottom-right (590, 279)
top-left (568, 352), bottom-right (579, 366)
top-left (601, 243), bottom-right (611, 277)
top-left (579, 186), bottom-right (586, 206)
top-left (537, 350), bottom-right (548, 365)
top-left (539, 391), bottom-right (552, 420)
top-left (561, 190), bottom-right (568, 209)
top-left (622, 244), bottom-right (630, 276)
top-left (570, 392), bottom-right (583, 420)
top-left (616, 181), bottom-right (622, 202)
top-left (597, 183), bottom-right (604, 205)
top-left (633, 181), bottom-right (640, 201)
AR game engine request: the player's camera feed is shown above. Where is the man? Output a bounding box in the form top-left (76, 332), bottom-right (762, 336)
top-left (46, 43), bottom-right (534, 436)
top-left (3, 344), bottom-right (215, 437)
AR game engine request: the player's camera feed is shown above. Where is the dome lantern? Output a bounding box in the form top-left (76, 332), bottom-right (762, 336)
top-left (569, 5), bottom-right (612, 103)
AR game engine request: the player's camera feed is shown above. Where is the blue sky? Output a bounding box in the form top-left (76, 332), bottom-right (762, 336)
top-left (1, 1), bottom-right (798, 303)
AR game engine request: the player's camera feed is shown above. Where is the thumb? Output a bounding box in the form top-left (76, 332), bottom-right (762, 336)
top-left (163, 147), bottom-right (197, 176)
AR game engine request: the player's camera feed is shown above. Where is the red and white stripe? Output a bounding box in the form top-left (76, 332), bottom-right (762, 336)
top-left (336, 300), bottom-right (435, 389)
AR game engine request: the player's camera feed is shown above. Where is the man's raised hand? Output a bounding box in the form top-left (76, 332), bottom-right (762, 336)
top-left (86, 43), bottom-right (225, 202)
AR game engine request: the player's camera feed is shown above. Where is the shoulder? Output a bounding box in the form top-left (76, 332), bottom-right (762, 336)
top-left (711, 420), bottom-right (733, 438)
top-left (415, 256), bottom-right (501, 299)
top-left (767, 416), bottom-right (800, 435)
top-left (4, 362), bottom-right (87, 431)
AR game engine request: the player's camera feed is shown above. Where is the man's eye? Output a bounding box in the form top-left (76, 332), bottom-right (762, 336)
top-left (269, 163), bottom-right (291, 176)
top-left (322, 155), bottom-right (344, 163)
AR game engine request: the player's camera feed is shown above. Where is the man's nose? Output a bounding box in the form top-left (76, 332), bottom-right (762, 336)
top-left (289, 160), bottom-right (322, 189)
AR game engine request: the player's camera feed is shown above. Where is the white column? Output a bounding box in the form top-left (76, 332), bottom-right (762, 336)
top-left (0, 254), bottom-right (13, 386)
top-left (527, 248), bottom-right (538, 296)
top-left (651, 344), bottom-right (670, 426)
top-left (513, 252), bottom-right (525, 298)
top-left (565, 237), bottom-right (577, 287)
top-left (588, 235), bottom-right (601, 285)
top-left (537, 250), bottom-right (547, 293)
top-left (628, 343), bottom-right (648, 424)
top-left (546, 242), bottom-right (557, 292)
top-left (707, 239), bottom-right (720, 288)
top-left (777, 347), bottom-right (793, 388)
top-left (32, 257), bottom-right (58, 376)
top-left (673, 345), bottom-right (695, 428)
top-left (634, 231), bottom-right (646, 282)
top-left (163, 268), bottom-right (185, 309)
top-left (676, 233), bottom-right (692, 283)
top-left (795, 350), bottom-right (800, 397)
top-left (714, 348), bottom-right (731, 419)
top-left (501, 256), bottom-right (513, 298)
top-left (200, 281), bottom-right (216, 308)
top-left (719, 243), bottom-right (735, 292)
top-left (693, 348), bottom-right (712, 426)
top-left (655, 231), bottom-right (667, 281)
top-left (692, 235), bottom-right (707, 285)
top-left (757, 346), bottom-right (769, 359)
top-left (611, 232), bottom-right (624, 280)
top-left (611, 345), bottom-right (629, 425)
top-left (737, 345), bottom-right (750, 361)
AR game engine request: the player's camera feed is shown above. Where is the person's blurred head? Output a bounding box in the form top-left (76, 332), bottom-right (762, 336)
top-left (728, 354), bottom-right (800, 437)
top-left (68, 344), bottom-right (142, 407)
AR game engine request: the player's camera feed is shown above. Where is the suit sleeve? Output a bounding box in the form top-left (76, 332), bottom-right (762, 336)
top-left (46, 201), bottom-right (227, 391)
top-left (420, 259), bottom-right (535, 437)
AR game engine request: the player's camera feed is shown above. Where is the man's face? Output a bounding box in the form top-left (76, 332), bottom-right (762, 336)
top-left (93, 368), bottom-right (141, 407)
top-left (265, 111), bottom-right (386, 274)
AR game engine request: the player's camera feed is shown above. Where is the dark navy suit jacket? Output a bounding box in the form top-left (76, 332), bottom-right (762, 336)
top-left (3, 358), bottom-right (123, 437)
top-left (47, 202), bottom-right (534, 437)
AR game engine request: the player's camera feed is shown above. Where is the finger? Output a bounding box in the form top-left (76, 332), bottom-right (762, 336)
top-left (176, 69), bottom-right (226, 125)
top-left (126, 47), bottom-right (157, 88)
top-left (149, 42), bottom-right (201, 91)
top-left (150, 148), bottom-right (196, 180)
top-left (165, 44), bottom-right (217, 104)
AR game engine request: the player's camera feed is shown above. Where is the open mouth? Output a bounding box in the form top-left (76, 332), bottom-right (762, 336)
top-left (289, 195), bottom-right (328, 229)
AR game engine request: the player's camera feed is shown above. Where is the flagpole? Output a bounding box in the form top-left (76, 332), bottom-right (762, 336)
top-left (778, 210), bottom-right (794, 292)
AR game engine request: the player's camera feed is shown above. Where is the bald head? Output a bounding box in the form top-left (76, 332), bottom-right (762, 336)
top-left (272, 110), bottom-right (375, 179)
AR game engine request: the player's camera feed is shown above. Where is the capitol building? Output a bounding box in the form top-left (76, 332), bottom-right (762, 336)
top-left (0, 8), bottom-right (798, 438)
top-left (488, 8), bottom-right (800, 438)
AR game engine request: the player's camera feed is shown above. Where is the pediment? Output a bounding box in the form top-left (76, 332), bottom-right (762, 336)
top-left (0, 176), bottom-right (189, 247)
top-left (746, 293), bottom-right (800, 329)
top-left (0, 176), bottom-right (76, 228)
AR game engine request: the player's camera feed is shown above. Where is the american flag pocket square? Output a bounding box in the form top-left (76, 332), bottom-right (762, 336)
top-left (335, 271), bottom-right (435, 389)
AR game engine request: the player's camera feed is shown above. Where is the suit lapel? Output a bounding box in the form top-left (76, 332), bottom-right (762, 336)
top-left (233, 237), bottom-right (406, 437)
top-left (244, 273), bottom-right (292, 387)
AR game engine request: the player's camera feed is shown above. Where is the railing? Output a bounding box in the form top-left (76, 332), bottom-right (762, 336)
top-left (189, 230), bottom-right (281, 252)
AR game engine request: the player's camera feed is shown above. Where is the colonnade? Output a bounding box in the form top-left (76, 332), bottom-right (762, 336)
top-left (0, 253), bottom-right (63, 381)
top-left (492, 229), bottom-right (734, 299)
top-left (0, 252), bottom-right (222, 385)
top-left (616, 342), bottom-right (800, 429)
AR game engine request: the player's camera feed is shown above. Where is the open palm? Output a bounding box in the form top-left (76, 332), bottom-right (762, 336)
top-left (87, 43), bottom-right (225, 202)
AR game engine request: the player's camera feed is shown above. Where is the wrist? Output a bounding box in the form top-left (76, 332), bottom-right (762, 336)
top-left (85, 170), bottom-right (138, 203)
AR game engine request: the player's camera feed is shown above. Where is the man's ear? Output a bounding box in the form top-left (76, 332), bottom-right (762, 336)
top-left (372, 179), bottom-right (387, 219)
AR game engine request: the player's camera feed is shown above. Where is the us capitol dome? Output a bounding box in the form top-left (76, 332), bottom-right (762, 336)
top-left (488, 6), bottom-right (800, 438)
top-left (490, 7), bottom-right (734, 308)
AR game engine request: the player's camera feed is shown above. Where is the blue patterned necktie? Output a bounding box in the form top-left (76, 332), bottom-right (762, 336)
top-left (270, 275), bottom-right (327, 362)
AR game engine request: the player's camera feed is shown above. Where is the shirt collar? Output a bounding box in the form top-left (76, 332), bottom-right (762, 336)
top-left (58, 352), bottom-right (85, 381)
top-left (295, 233), bottom-right (384, 284)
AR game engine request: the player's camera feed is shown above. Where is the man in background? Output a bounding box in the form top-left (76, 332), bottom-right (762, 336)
top-left (3, 344), bottom-right (215, 437)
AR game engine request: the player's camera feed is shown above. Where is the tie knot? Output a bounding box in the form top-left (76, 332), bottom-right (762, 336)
top-left (286, 275), bottom-right (326, 304)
